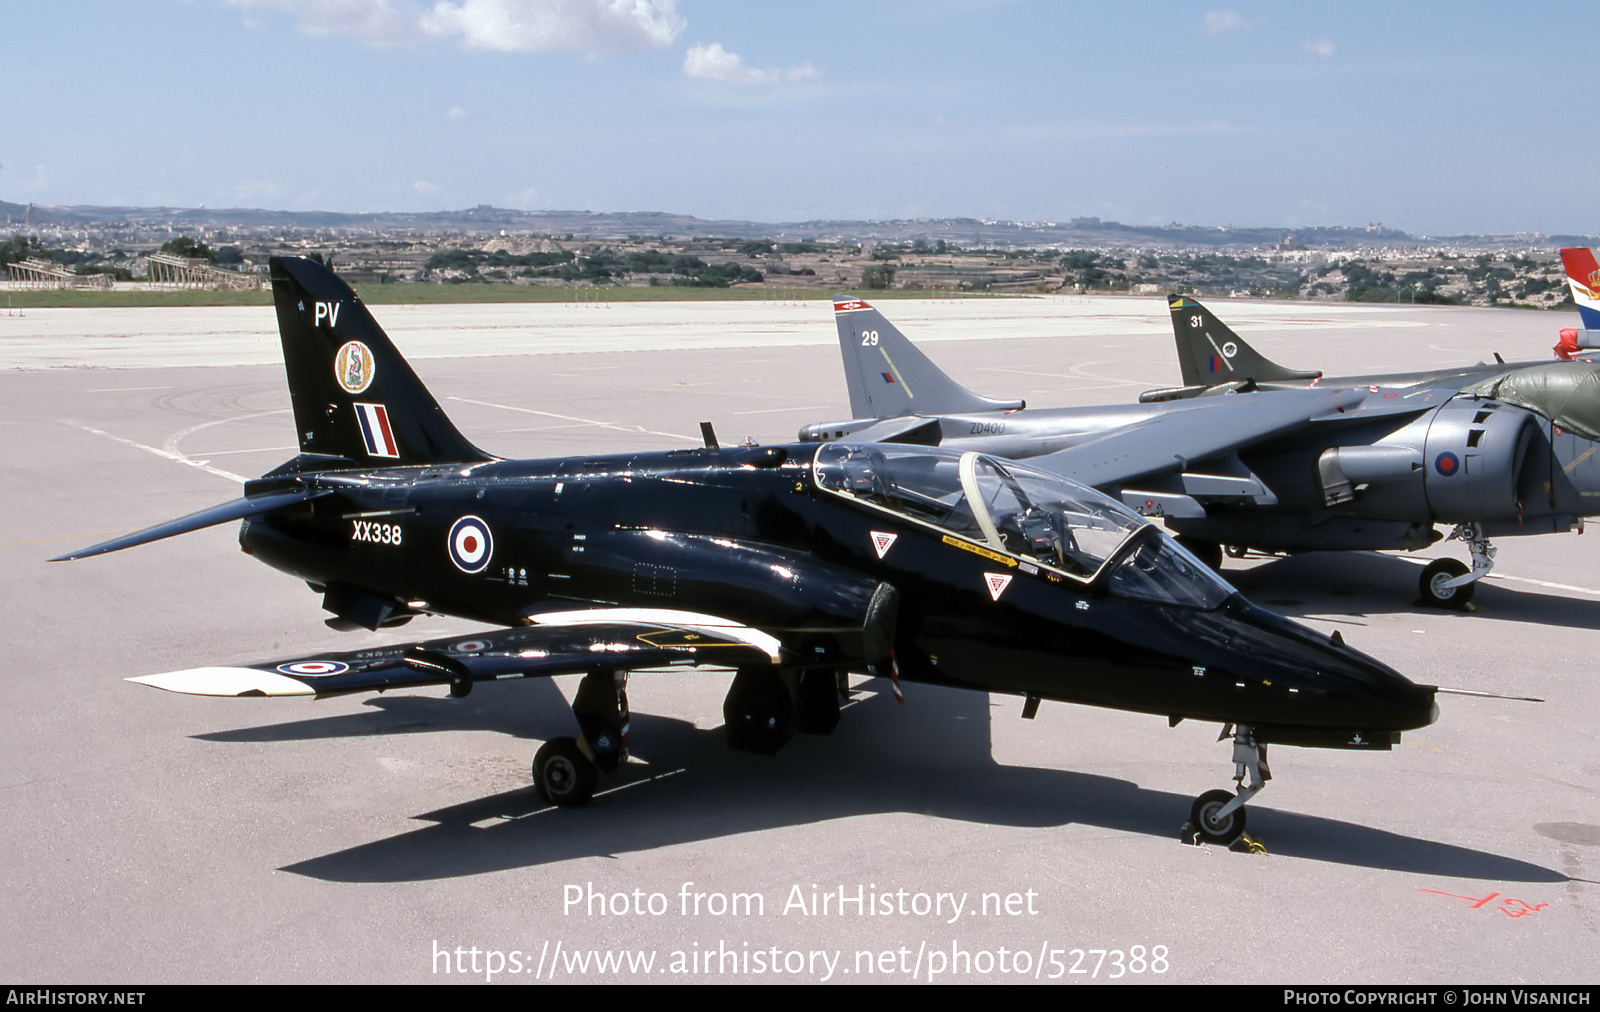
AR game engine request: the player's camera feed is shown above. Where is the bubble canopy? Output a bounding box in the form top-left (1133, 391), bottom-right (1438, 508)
top-left (812, 443), bottom-right (1235, 609)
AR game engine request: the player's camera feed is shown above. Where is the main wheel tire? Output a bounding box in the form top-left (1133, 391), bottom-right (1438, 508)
top-left (1419, 558), bottom-right (1474, 610)
top-left (1191, 789), bottom-right (1247, 845)
top-left (1176, 536), bottom-right (1224, 572)
top-left (533, 737), bottom-right (597, 807)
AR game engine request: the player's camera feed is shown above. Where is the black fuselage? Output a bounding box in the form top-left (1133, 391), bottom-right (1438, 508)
top-left (241, 442), bottom-right (1436, 745)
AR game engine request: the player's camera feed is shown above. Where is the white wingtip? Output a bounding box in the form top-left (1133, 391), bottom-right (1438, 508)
top-left (127, 667), bottom-right (316, 697)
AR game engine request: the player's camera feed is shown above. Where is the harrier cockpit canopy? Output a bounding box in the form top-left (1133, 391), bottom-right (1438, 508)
top-left (813, 443), bottom-right (1234, 609)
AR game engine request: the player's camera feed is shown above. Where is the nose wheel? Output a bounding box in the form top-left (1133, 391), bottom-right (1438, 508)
top-left (1184, 724), bottom-right (1269, 847)
top-left (1190, 789), bottom-right (1246, 845)
top-left (1418, 524), bottom-right (1494, 610)
top-left (1418, 558), bottom-right (1473, 609)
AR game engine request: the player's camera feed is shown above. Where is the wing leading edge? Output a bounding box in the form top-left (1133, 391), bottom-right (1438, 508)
top-left (129, 611), bottom-right (789, 699)
top-left (1031, 387), bottom-right (1372, 489)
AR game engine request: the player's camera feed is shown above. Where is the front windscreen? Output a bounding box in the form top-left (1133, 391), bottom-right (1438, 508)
top-left (1104, 533), bottom-right (1234, 609)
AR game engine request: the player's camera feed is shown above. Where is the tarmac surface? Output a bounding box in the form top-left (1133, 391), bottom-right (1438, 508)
top-left (2, 293), bottom-right (1596, 984)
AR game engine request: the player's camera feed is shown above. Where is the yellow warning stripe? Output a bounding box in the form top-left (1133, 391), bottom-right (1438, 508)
top-left (942, 535), bottom-right (1018, 567)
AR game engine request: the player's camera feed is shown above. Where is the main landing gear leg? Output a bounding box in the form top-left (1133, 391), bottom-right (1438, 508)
top-left (533, 670), bottom-right (629, 807)
top-left (723, 667), bottom-right (800, 755)
top-left (1186, 724), bottom-right (1270, 848)
top-left (1419, 523), bottom-right (1494, 610)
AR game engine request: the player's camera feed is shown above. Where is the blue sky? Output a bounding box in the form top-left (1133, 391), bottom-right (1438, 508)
top-left (1, 1), bottom-right (1587, 235)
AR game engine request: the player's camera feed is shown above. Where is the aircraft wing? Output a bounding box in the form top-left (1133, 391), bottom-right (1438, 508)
top-left (1030, 387), bottom-right (1370, 489)
top-left (127, 610), bottom-right (787, 699)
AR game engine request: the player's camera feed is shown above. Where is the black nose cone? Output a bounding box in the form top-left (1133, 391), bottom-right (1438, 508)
top-left (1154, 596), bottom-right (1437, 732)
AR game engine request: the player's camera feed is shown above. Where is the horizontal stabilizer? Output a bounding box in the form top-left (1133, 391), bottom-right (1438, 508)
top-left (127, 616), bottom-right (786, 699)
top-left (52, 488), bottom-right (322, 561)
top-left (835, 416), bottom-right (944, 446)
top-left (1139, 385), bottom-right (1212, 403)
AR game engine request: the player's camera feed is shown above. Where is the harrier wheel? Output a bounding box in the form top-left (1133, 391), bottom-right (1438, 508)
top-left (533, 736), bottom-right (597, 807)
top-left (1190, 789), bottom-right (1247, 845)
top-left (1419, 558), bottom-right (1474, 610)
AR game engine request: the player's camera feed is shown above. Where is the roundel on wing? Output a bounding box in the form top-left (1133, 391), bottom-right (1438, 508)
top-left (335, 341), bottom-right (375, 394)
top-left (448, 515), bottom-right (494, 573)
top-left (276, 660), bottom-right (350, 677)
top-left (1434, 451), bottom-right (1460, 477)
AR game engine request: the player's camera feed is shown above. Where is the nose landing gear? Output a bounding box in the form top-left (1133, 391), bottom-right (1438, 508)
top-left (1418, 523), bottom-right (1494, 610)
top-left (1185, 724), bottom-right (1270, 848)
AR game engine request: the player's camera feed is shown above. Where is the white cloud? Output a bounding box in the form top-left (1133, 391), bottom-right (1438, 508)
top-left (447, 105), bottom-right (469, 120)
top-left (227, 0), bottom-right (685, 53)
top-left (1202, 10), bottom-right (1247, 34)
top-left (682, 42), bottom-right (817, 87)
top-left (1303, 39), bottom-right (1335, 58)
top-left (424, 0), bottom-right (683, 52)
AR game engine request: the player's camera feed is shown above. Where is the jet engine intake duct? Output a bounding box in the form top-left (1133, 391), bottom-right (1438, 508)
top-left (1423, 399), bottom-right (1538, 523)
top-left (1317, 445), bottom-right (1422, 507)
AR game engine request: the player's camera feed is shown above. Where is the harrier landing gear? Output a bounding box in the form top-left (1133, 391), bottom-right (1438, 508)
top-left (723, 666), bottom-right (846, 754)
top-left (1190, 789), bottom-right (1244, 845)
top-left (534, 737), bottom-right (597, 807)
top-left (1418, 523), bottom-right (1494, 610)
top-left (534, 666), bottom-right (847, 806)
top-left (1185, 723), bottom-right (1270, 847)
top-left (533, 670), bottom-right (630, 807)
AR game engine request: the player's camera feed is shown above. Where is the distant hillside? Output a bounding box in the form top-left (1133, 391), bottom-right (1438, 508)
top-left (1, 199), bottom-right (1590, 250)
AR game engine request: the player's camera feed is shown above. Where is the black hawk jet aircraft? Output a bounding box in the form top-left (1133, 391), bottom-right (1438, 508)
top-left (56, 256), bottom-right (1440, 846)
top-left (801, 296), bottom-right (1600, 609)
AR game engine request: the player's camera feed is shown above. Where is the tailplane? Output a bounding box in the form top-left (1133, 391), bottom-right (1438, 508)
top-left (1167, 294), bottom-right (1321, 389)
top-left (831, 296), bottom-right (1023, 419)
top-left (270, 255), bottom-right (490, 466)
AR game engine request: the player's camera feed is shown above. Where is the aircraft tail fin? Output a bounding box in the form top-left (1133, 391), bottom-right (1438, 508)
top-left (831, 296), bottom-right (1024, 419)
top-left (269, 256), bottom-right (491, 466)
top-left (1167, 294), bottom-right (1321, 388)
top-left (1559, 248), bottom-right (1600, 330)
